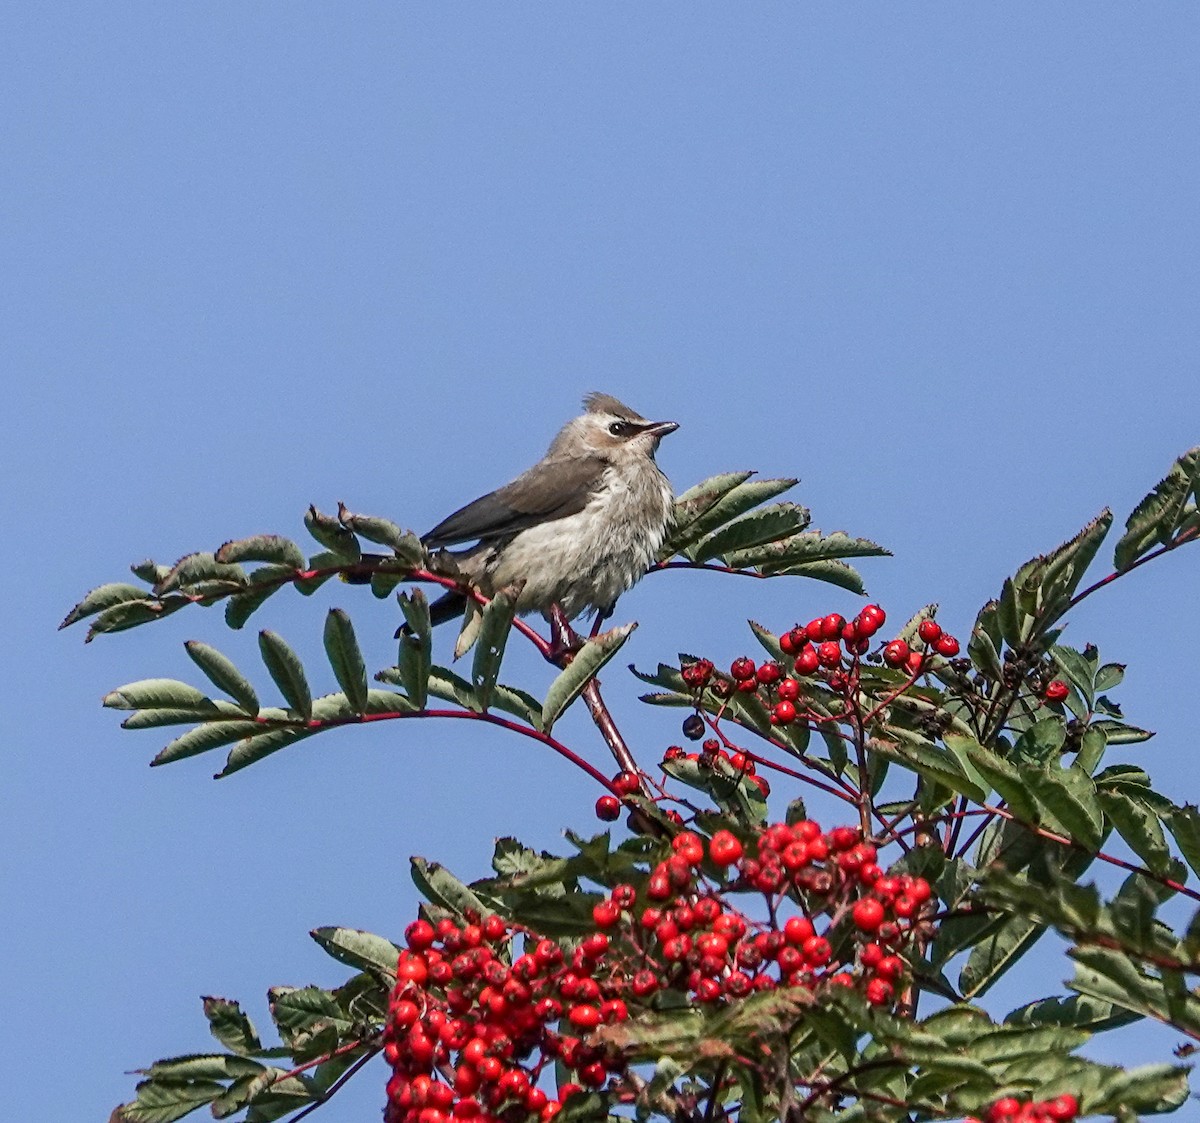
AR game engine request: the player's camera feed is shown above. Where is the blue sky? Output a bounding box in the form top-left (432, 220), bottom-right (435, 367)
top-left (5, 5), bottom-right (1200, 1119)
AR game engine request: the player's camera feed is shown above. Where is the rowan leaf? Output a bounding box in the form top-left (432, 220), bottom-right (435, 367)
top-left (184, 642), bottom-right (259, 715)
top-left (60, 583), bottom-right (150, 629)
top-left (323, 609), bottom-right (368, 714)
top-left (304, 505), bottom-right (361, 560)
top-left (214, 535), bottom-right (306, 570)
top-left (151, 721), bottom-right (266, 766)
top-left (310, 927), bottom-right (400, 977)
top-left (472, 585), bottom-right (519, 712)
top-left (257, 631), bottom-right (312, 720)
top-left (217, 727), bottom-right (315, 777)
top-left (104, 679), bottom-right (214, 711)
top-left (542, 624), bottom-right (637, 732)
top-left (1114, 446), bottom-right (1200, 572)
top-left (202, 997), bottom-right (262, 1056)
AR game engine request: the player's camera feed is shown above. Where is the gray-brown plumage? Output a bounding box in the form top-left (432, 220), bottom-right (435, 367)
top-left (421, 393), bottom-right (678, 628)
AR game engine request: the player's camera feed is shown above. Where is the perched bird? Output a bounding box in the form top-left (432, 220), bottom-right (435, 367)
top-left (419, 393), bottom-right (678, 630)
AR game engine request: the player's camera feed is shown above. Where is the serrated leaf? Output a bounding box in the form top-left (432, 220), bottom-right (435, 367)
top-left (225, 585), bottom-right (280, 630)
top-left (410, 857), bottom-right (495, 917)
top-left (1099, 790), bottom-right (1171, 874)
top-left (202, 997), bottom-right (262, 1056)
top-left (115, 1079), bottom-right (225, 1123)
top-left (215, 535), bottom-right (306, 569)
top-left (336, 505), bottom-right (424, 565)
top-left (217, 727), bottom-right (315, 777)
top-left (1088, 718), bottom-right (1153, 745)
top-left (322, 609), bottom-right (367, 714)
top-left (60, 582), bottom-right (151, 629)
top-left (304, 505), bottom-right (361, 560)
top-left (1114, 447), bottom-right (1200, 572)
top-left (257, 631), bottom-right (312, 720)
top-left (184, 642), bottom-right (259, 715)
top-left (730, 529), bottom-right (889, 573)
top-left (396, 590), bottom-right (432, 709)
top-left (1164, 805), bottom-right (1200, 880)
top-left (771, 558), bottom-right (867, 594)
top-left (1069, 946), bottom-right (1200, 1038)
top-left (870, 729), bottom-right (986, 802)
top-left (472, 586), bottom-right (519, 711)
top-left (689, 502), bottom-right (812, 563)
top-left (662, 471), bottom-right (755, 554)
top-left (104, 679), bottom-right (214, 711)
top-left (152, 720), bottom-right (267, 766)
top-left (541, 623), bottom-right (637, 732)
top-left (1026, 765), bottom-right (1104, 849)
top-left (310, 927), bottom-right (400, 976)
top-left (673, 478), bottom-right (799, 558)
top-left (86, 595), bottom-right (190, 640)
top-left (123, 701), bottom-right (273, 730)
top-left (959, 915), bottom-right (1044, 999)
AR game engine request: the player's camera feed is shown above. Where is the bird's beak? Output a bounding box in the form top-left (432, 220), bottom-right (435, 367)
top-left (642, 420), bottom-right (679, 438)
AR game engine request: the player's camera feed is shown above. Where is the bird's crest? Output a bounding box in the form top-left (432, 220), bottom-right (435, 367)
top-left (583, 392), bottom-right (646, 422)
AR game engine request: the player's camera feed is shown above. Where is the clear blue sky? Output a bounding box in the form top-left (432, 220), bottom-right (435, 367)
top-left (5, 5), bottom-right (1199, 1119)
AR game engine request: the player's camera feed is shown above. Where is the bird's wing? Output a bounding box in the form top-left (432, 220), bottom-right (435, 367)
top-left (423, 457), bottom-right (607, 547)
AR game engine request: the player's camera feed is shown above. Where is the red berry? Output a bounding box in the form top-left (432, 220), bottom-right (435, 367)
top-left (783, 916), bottom-right (815, 945)
top-left (612, 770), bottom-right (641, 795)
top-left (709, 829), bottom-right (744, 866)
top-left (672, 831), bottom-right (706, 864)
top-left (1045, 679), bottom-right (1069, 702)
top-left (852, 898), bottom-right (886, 932)
top-left (905, 650), bottom-right (925, 674)
top-left (917, 619), bottom-right (942, 643)
top-left (882, 639), bottom-right (909, 667)
top-left (933, 634), bottom-right (960, 657)
top-left (777, 677), bottom-right (800, 701)
top-left (395, 953), bottom-right (428, 985)
top-left (631, 969), bottom-right (659, 997)
top-left (592, 900), bottom-right (620, 928)
top-left (594, 795), bottom-right (620, 821)
top-left (820, 614), bottom-right (845, 640)
top-left (859, 604), bottom-right (886, 634)
top-left (773, 699), bottom-right (797, 724)
top-left (568, 1004), bottom-right (600, 1029)
top-left (793, 645), bottom-right (820, 675)
top-left (864, 977), bottom-right (893, 1006)
top-left (406, 919), bottom-right (436, 950)
top-left (988, 1100), bottom-right (1022, 1121)
top-left (730, 657), bottom-right (756, 681)
top-left (756, 661), bottom-right (782, 685)
top-left (817, 641), bottom-right (842, 668)
top-left (1045, 1094), bottom-right (1078, 1120)
top-left (779, 629), bottom-right (797, 654)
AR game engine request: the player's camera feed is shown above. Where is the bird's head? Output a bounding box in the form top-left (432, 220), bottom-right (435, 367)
top-left (549, 393), bottom-right (679, 463)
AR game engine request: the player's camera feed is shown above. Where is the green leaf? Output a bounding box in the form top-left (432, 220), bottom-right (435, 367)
top-left (1026, 766), bottom-right (1104, 849)
top-left (960, 739), bottom-right (1036, 821)
top-left (396, 590), bottom-right (432, 709)
top-left (1114, 446), bottom-right (1200, 572)
top-left (151, 720), bottom-right (267, 766)
top-left (662, 471), bottom-right (754, 555)
top-left (422, 664), bottom-right (480, 713)
top-left (322, 609), bottom-right (368, 714)
top-left (115, 1078), bottom-right (224, 1123)
top-left (336, 504), bottom-right (424, 565)
top-left (454, 597), bottom-right (484, 660)
top-left (60, 582), bottom-right (150, 629)
top-left (155, 552), bottom-right (248, 595)
top-left (257, 631), bottom-right (312, 720)
top-left (1088, 718), bottom-right (1153, 745)
top-left (689, 501), bottom-right (811, 563)
top-left (771, 558), bottom-right (868, 594)
top-left (1004, 993), bottom-right (1139, 1033)
top-left (869, 729), bottom-right (987, 802)
top-left (217, 727), bottom-right (316, 777)
top-left (202, 997), bottom-right (262, 1056)
top-left (184, 642), bottom-right (259, 715)
top-left (304, 505), bottom-right (361, 560)
top-left (1099, 790), bottom-right (1171, 874)
top-left (310, 927), bottom-right (400, 977)
top-left (674, 478), bottom-right (799, 558)
top-left (104, 679), bottom-right (214, 711)
top-left (410, 857), bottom-right (495, 918)
top-left (541, 623), bottom-right (637, 732)
top-left (1164, 805), bottom-right (1200, 880)
top-left (123, 701), bottom-right (268, 729)
top-left (1069, 945), bottom-right (1200, 1038)
top-left (728, 529), bottom-right (889, 573)
top-left (215, 535), bottom-right (306, 570)
top-left (471, 586), bottom-right (519, 712)
top-left (959, 915), bottom-right (1044, 999)
top-left (86, 595), bottom-right (189, 640)
top-left (224, 582), bottom-right (282, 630)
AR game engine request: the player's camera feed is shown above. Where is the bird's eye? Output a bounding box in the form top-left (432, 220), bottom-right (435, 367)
top-left (608, 420), bottom-right (632, 437)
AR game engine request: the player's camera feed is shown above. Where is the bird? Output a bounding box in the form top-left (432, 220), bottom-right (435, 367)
top-left (416, 392), bottom-right (678, 634)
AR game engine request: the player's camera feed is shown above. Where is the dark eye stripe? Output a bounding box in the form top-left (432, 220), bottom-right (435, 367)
top-left (608, 420), bottom-right (634, 437)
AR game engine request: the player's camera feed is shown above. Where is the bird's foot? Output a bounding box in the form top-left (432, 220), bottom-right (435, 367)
top-left (547, 605), bottom-right (586, 663)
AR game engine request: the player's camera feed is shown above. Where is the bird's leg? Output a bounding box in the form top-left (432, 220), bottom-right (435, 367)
top-left (547, 604), bottom-right (584, 662)
top-left (588, 603), bottom-right (613, 639)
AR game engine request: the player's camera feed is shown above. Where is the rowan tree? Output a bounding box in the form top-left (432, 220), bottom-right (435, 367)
top-left (65, 449), bottom-right (1200, 1123)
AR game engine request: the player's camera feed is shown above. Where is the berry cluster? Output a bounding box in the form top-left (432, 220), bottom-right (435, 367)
top-left (967, 1094), bottom-right (1079, 1123)
top-left (679, 607), bottom-right (962, 730)
top-left (384, 821), bottom-right (935, 1123)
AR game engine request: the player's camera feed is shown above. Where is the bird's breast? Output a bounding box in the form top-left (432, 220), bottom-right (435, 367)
top-left (486, 462), bottom-right (673, 618)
